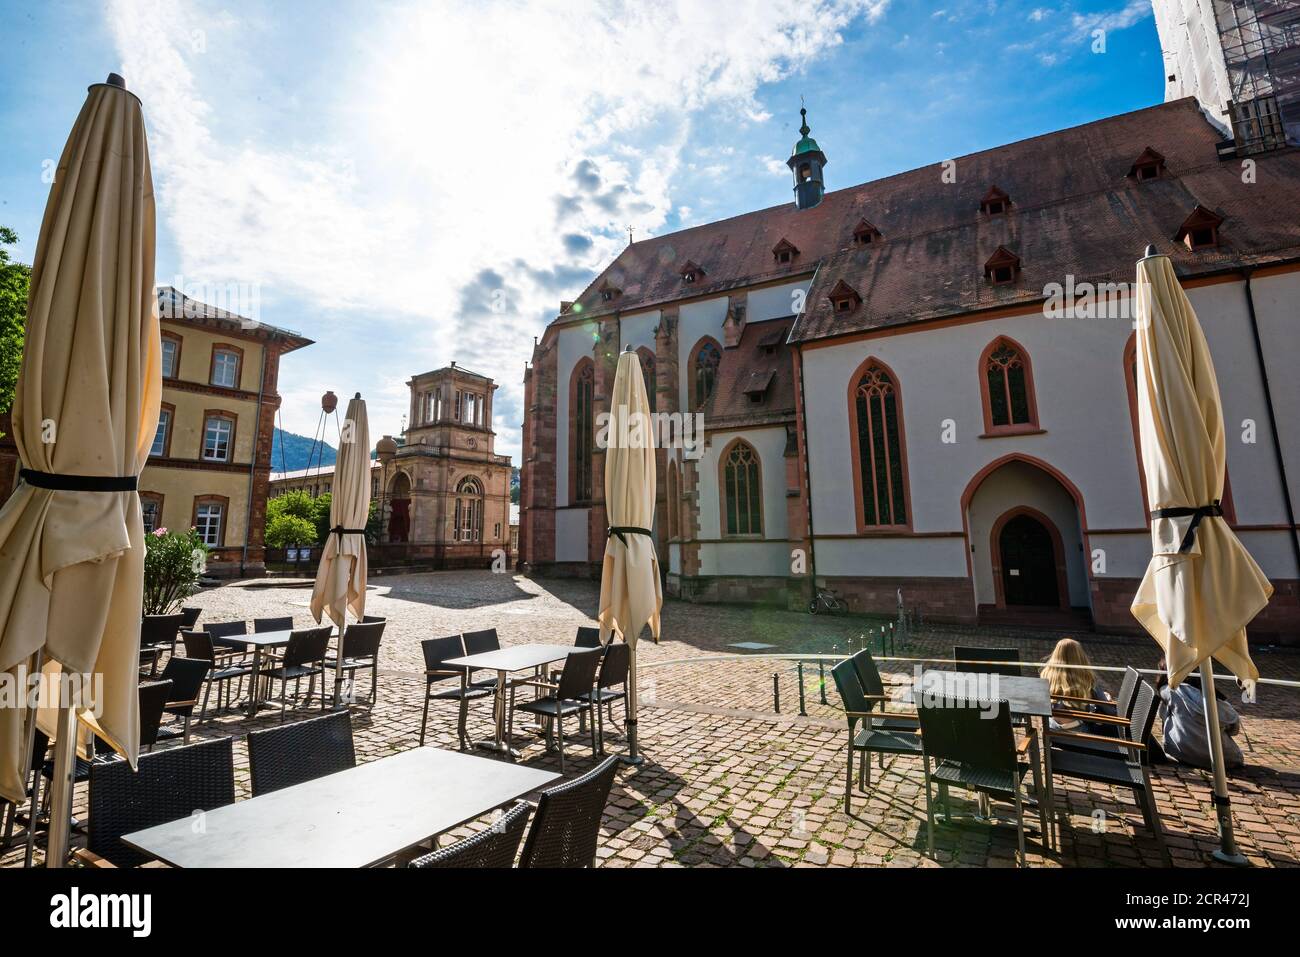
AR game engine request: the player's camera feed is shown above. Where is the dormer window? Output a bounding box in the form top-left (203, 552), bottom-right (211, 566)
top-left (757, 327), bottom-right (786, 355)
top-left (852, 219), bottom-right (881, 246)
top-left (680, 260), bottom-right (705, 284)
top-left (828, 279), bottom-right (862, 314)
top-left (599, 281), bottom-right (621, 302)
top-left (1175, 205), bottom-right (1223, 251)
top-left (980, 186), bottom-right (1011, 216)
top-left (744, 370), bottom-right (774, 403)
top-left (984, 246), bottom-right (1021, 286)
top-left (772, 239), bottom-right (799, 265)
top-left (1128, 147), bottom-right (1166, 182)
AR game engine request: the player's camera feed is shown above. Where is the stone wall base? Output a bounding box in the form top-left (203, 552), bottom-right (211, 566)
top-left (821, 575), bottom-right (978, 625)
top-left (1093, 576), bottom-right (1300, 643)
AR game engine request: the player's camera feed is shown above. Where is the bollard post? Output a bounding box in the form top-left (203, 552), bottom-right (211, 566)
top-left (819, 660), bottom-right (828, 704)
top-left (797, 662), bottom-right (807, 716)
top-left (888, 621), bottom-right (895, 656)
top-left (773, 673), bottom-right (781, 714)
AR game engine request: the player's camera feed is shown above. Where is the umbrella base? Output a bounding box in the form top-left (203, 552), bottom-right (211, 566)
top-left (618, 754), bottom-right (644, 766)
top-left (474, 739), bottom-right (521, 760)
top-left (1212, 849), bottom-right (1249, 867)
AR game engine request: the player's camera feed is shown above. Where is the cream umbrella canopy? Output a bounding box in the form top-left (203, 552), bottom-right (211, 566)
top-left (310, 393), bottom-right (370, 704)
top-left (1131, 247), bottom-right (1272, 864)
top-left (597, 347), bottom-right (662, 763)
top-left (0, 75), bottom-right (159, 867)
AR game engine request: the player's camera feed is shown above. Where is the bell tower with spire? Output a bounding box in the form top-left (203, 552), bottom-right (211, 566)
top-left (787, 105), bottom-right (827, 210)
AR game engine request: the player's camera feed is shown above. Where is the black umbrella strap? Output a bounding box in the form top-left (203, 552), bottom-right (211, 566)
top-left (20, 469), bottom-right (137, 492)
top-left (1149, 501), bottom-right (1223, 553)
top-left (330, 526), bottom-right (367, 539)
top-left (607, 525), bottom-right (653, 549)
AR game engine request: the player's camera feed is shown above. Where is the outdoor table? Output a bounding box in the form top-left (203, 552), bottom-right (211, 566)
top-left (445, 643), bottom-right (574, 758)
top-left (211, 629), bottom-right (333, 719)
top-left (896, 670), bottom-right (1057, 849)
top-left (121, 746), bottom-right (559, 868)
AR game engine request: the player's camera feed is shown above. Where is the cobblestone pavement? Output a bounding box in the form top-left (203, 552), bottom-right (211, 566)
top-left (5, 570), bottom-right (1298, 868)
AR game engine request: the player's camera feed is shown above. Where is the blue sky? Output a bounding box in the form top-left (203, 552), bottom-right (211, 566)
top-left (0, 0), bottom-right (1164, 462)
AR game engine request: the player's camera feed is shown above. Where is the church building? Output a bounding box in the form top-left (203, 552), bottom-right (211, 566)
top-left (520, 98), bottom-right (1300, 638)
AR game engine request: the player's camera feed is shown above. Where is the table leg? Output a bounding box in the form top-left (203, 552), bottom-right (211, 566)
top-left (246, 646), bottom-right (263, 719)
top-left (474, 669), bottom-right (520, 759)
top-left (1040, 714), bottom-right (1057, 851)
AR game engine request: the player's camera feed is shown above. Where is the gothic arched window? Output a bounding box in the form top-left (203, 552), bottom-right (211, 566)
top-left (851, 359), bottom-right (909, 529)
top-left (980, 337), bottom-right (1038, 433)
top-left (690, 338), bottom-right (721, 411)
top-left (637, 347), bottom-right (657, 414)
top-left (454, 476), bottom-right (484, 542)
top-left (570, 359), bottom-right (595, 505)
top-left (721, 440), bottom-right (762, 536)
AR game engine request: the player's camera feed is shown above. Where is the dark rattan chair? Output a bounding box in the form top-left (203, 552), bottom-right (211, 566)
top-left (155, 656), bottom-right (211, 745)
top-left (953, 645), bottom-right (1022, 677)
top-left (1047, 680), bottom-right (1170, 864)
top-left (260, 626), bottom-right (333, 720)
top-left (917, 698), bottom-right (1045, 867)
top-left (420, 635), bottom-right (492, 748)
top-left (1049, 665), bottom-right (1140, 758)
top-left (518, 755), bottom-right (618, 868)
top-left (1, 729), bottom-right (48, 855)
top-left (510, 647), bottom-right (601, 772)
top-left (590, 642), bottom-right (630, 754)
top-left (140, 613), bottom-right (186, 675)
top-left (77, 737), bottom-right (235, 868)
top-left (204, 618), bottom-right (253, 667)
top-left (462, 628), bottom-right (508, 689)
top-left (574, 626), bottom-right (602, 649)
top-left (137, 679), bottom-right (174, 752)
top-left (253, 616), bottom-right (294, 632)
top-left (247, 710), bottom-right (356, 797)
top-left (830, 658), bottom-right (920, 814)
top-left (181, 629), bottom-right (253, 720)
top-left (179, 606), bottom-right (201, 629)
top-left (408, 801), bottom-right (531, 868)
top-left (324, 619), bottom-right (386, 705)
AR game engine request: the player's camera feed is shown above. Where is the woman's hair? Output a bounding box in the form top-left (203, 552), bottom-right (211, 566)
top-left (1041, 638), bottom-right (1097, 701)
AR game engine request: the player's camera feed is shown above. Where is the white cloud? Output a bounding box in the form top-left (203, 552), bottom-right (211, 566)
top-left (109, 0), bottom-right (889, 447)
top-left (1070, 0), bottom-right (1151, 40)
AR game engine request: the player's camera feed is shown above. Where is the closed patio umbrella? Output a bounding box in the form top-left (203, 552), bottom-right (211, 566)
top-left (0, 74), bottom-right (159, 868)
top-left (1130, 246), bottom-right (1272, 865)
top-left (310, 392), bottom-right (370, 703)
top-left (597, 347), bottom-right (662, 763)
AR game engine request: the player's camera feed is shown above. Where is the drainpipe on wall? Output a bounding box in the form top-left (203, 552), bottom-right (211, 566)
top-left (1241, 269), bottom-right (1300, 577)
top-left (241, 345), bottom-right (268, 577)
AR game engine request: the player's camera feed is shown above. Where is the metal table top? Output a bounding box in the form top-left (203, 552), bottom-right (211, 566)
top-left (445, 643), bottom-right (578, 673)
top-left (897, 670), bottom-right (1052, 718)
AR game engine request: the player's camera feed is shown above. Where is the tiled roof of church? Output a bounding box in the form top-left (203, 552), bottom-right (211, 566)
top-left (700, 320), bottom-right (797, 428)
top-left (555, 98), bottom-right (1300, 343)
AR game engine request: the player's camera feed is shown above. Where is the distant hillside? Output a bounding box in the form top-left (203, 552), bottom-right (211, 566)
top-left (271, 428), bottom-right (336, 473)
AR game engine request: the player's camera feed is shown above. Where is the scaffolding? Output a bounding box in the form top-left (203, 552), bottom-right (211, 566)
top-left (1214, 0), bottom-right (1300, 152)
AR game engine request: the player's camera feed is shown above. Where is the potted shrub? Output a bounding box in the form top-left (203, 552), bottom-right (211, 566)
top-left (142, 527), bottom-right (208, 616)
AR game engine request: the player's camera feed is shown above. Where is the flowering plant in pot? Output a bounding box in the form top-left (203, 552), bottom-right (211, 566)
top-left (142, 526), bottom-right (208, 616)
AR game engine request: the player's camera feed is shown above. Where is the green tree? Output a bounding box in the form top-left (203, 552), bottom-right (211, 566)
top-left (0, 227), bottom-right (32, 432)
top-left (267, 490), bottom-right (317, 530)
top-left (265, 513), bottom-right (317, 550)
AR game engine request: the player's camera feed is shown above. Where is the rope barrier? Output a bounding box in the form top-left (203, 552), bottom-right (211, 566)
top-left (639, 652), bottom-right (1300, 689)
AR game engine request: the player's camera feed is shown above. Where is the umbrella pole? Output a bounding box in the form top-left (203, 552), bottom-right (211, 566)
top-left (1199, 662), bottom-right (1248, 866)
top-left (20, 650), bottom-right (44, 867)
top-left (45, 697), bottom-right (78, 868)
top-left (333, 607), bottom-right (347, 708)
top-left (622, 644), bottom-right (643, 765)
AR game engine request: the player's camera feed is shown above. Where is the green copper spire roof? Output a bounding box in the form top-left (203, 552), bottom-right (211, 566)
top-left (791, 106), bottom-right (822, 156)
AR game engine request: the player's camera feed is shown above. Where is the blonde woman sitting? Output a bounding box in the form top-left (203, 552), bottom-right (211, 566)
top-left (1040, 638), bottom-right (1117, 735)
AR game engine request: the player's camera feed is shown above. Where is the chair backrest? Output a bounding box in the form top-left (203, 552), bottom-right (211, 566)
top-left (282, 626), bottom-right (332, 669)
top-left (87, 737), bottom-right (235, 867)
top-left (1126, 681), bottom-right (1161, 763)
top-left (574, 626), bottom-right (602, 649)
top-left (1115, 666), bottom-right (1141, 719)
top-left (340, 620), bottom-right (385, 659)
top-left (831, 658), bottom-right (872, 725)
top-left (159, 656), bottom-right (211, 716)
top-left (137, 679), bottom-right (174, 749)
top-left (247, 710), bottom-right (356, 797)
top-left (140, 613), bottom-right (185, 647)
top-left (409, 801), bottom-right (531, 869)
top-left (597, 642), bottom-right (630, 689)
top-left (463, 628), bottom-right (501, 656)
top-left (555, 648), bottom-right (602, 701)
top-left (917, 700), bottom-right (1017, 773)
top-left (518, 755), bottom-right (618, 868)
top-left (850, 649), bottom-right (887, 698)
top-left (421, 635), bottom-right (467, 685)
top-left (204, 620), bottom-right (248, 640)
top-left (179, 606), bottom-right (201, 628)
top-left (180, 629), bottom-right (216, 662)
top-left (953, 645), bottom-right (1021, 677)
top-left (362, 615), bottom-right (386, 624)
top-left (254, 616), bottom-right (294, 633)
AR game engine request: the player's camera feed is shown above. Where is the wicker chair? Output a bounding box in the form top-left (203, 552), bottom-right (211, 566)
top-left (831, 658), bottom-right (921, 814)
top-left (408, 801), bottom-right (531, 868)
top-left (420, 635), bottom-right (492, 749)
top-left (246, 710), bottom-right (356, 797)
top-left (1, 729), bottom-right (48, 855)
top-left (590, 642), bottom-right (630, 753)
top-left (76, 737), bottom-right (235, 868)
top-left (204, 618), bottom-right (253, 668)
top-left (140, 613), bottom-right (185, 676)
top-left (518, 755), bottom-right (619, 868)
top-left (510, 648), bottom-right (601, 773)
top-left (1049, 665), bottom-right (1141, 758)
top-left (253, 616), bottom-right (294, 632)
top-left (155, 656), bottom-right (211, 745)
top-left (137, 679), bottom-right (175, 752)
top-left (574, 626), bottom-right (602, 649)
top-left (259, 626), bottom-right (333, 720)
top-left (953, 645), bottom-right (1022, 677)
top-left (179, 606), bottom-right (201, 629)
top-left (181, 629), bottom-right (253, 720)
top-left (461, 628), bottom-right (508, 689)
top-left (323, 619), bottom-right (386, 705)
